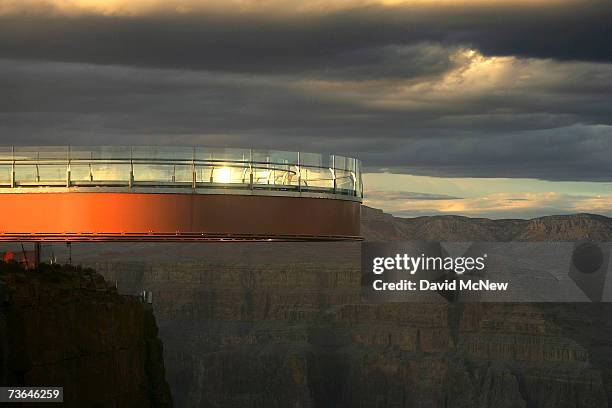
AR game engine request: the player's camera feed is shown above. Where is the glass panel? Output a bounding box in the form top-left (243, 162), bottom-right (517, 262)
top-left (333, 155), bottom-right (345, 171)
top-left (131, 146), bottom-right (193, 161)
top-left (14, 165), bottom-right (38, 182)
top-left (335, 169), bottom-right (353, 191)
top-left (70, 164), bottom-right (94, 182)
top-left (38, 165), bottom-right (65, 182)
top-left (0, 147), bottom-right (13, 161)
top-left (251, 150), bottom-right (297, 186)
top-left (287, 165), bottom-right (301, 187)
top-left (350, 157), bottom-right (358, 173)
top-left (333, 155), bottom-right (355, 172)
top-left (133, 163), bottom-right (192, 183)
top-left (173, 165), bottom-right (193, 183)
top-left (71, 146), bottom-right (131, 183)
top-left (0, 164), bottom-right (11, 183)
top-left (196, 147), bottom-right (250, 162)
top-left (89, 163), bottom-right (130, 182)
top-left (210, 162), bottom-right (249, 184)
top-left (251, 165), bottom-right (268, 185)
top-left (195, 165), bottom-right (213, 183)
top-left (14, 146), bottom-right (68, 161)
top-left (70, 146), bottom-right (131, 161)
top-left (252, 149), bottom-right (298, 165)
top-left (252, 164), bottom-right (295, 186)
top-left (299, 167), bottom-right (334, 190)
top-left (299, 152), bottom-right (332, 168)
top-left (195, 162), bottom-right (249, 184)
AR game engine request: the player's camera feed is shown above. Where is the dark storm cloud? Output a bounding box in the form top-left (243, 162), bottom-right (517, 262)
top-left (1, 57), bottom-right (612, 181)
top-left (364, 126), bottom-right (612, 182)
top-left (0, 1), bottom-right (611, 184)
top-left (0, 1), bottom-right (611, 76)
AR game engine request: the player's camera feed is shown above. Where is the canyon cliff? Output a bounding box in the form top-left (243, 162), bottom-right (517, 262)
top-left (0, 263), bottom-right (172, 407)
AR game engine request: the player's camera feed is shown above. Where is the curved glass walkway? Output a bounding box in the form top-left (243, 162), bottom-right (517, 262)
top-left (0, 146), bottom-right (362, 199)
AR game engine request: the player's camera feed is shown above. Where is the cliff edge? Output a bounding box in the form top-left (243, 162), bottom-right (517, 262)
top-left (0, 262), bottom-right (172, 407)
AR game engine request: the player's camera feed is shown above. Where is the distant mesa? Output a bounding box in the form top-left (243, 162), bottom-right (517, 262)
top-left (361, 206), bottom-right (612, 242)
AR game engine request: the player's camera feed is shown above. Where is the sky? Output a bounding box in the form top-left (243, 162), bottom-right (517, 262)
top-left (1, 0), bottom-right (611, 218)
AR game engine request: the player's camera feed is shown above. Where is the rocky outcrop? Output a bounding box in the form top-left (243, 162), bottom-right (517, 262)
top-left (0, 263), bottom-right (172, 407)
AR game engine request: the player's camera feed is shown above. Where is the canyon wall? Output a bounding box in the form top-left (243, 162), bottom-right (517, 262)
top-left (77, 207), bottom-right (612, 407)
top-left (92, 257), bottom-right (610, 407)
top-left (0, 263), bottom-right (172, 407)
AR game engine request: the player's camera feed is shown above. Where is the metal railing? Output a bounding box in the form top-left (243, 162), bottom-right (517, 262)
top-left (0, 146), bottom-right (363, 199)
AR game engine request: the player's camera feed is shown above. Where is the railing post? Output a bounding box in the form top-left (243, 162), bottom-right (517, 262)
top-left (360, 169), bottom-right (364, 199)
top-left (11, 146), bottom-right (15, 188)
top-left (129, 146), bottom-right (134, 188)
top-left (332, 155), bottom-right (337, 193)
top-left (36, 151), bottom-right (40, 182)
top-left (192, 146), bottom-right (196, 189)
top-left (249, 149), bottom-right (253, 190)
top-left (353, 158), bottom-right (357, 197)
top-left (66, 146), bottom-right (71, 187)
top-left (297, 152), bottom-right (301, 192)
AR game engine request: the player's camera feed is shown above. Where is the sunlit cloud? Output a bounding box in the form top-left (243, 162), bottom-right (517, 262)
top-left (0, 0), bottom-right (579, 16)
top-left (363, 173), bottom-right (612, 198)
top-left (364, 191), bottom-right (612, 219)
top-left (295, 48), bottom-right (609, 111)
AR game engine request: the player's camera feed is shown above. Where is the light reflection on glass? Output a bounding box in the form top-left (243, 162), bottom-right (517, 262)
top-left (213, 167), bottom-right (232, 184)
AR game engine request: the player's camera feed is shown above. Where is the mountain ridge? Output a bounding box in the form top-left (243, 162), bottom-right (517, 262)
top-left (361, 206), bottom-right (612, 241)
